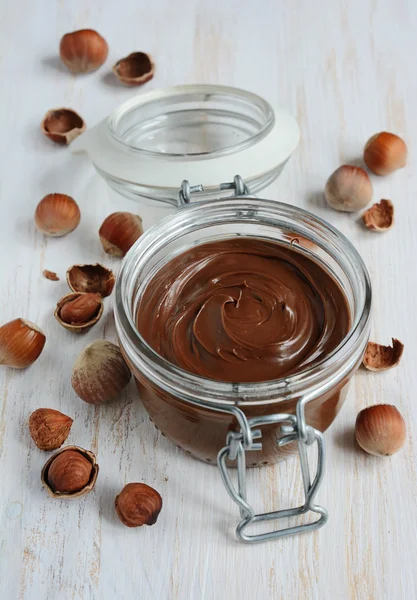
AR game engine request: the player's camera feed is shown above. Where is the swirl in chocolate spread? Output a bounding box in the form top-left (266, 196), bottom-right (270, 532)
top-left (137, 239), bottom-right (350, 383)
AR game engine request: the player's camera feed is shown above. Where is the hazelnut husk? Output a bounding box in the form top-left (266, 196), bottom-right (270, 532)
top-left (29, 408), bottom-right (73, 450)
top-left (41, 446), bottom-right (98, 498)
top-left (35, 193), bottom-right (81, 237)
top-left (99, 212), bottom-right (143, 257)
top-left (71, 340), bottom-right (131, 405)
top-left (364, 132), bottom-right (407, 176)
top-left (66, 263), bottom-right (115, 297)
top-left (55, 292), bottom-right (103, 333)
top-left (355, 405), bottom-right (406, 456)
top-left (363, 338), bottom-right (404, 371)
top-left (0, 318), bottom-right (46, 368)
top-left (115, 483), bottom-right (162, 527)
top-left (41, 108), bottom-right (86, 145)
top-left (362, 199), bottom-right (394, 232)
top-left (112, 52), bottom-right (154, 86)
top-left (325, 165), bottom-right (373, 212)
top-left (59, 29), bottom-right (108, 74)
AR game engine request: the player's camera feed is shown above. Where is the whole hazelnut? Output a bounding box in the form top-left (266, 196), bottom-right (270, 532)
top-left (29, 408), bottom-right (73, 450)
top-left (355, 405), bottom-right (406, 456)
top-left (71, 340), bottom-right (131, 405)
top-left (325, 165), bottom-right (373, 212)
top-left (35, 193), bottom-right (80, 237)
top-left (41, 446), bottom-right (99, 498)
top-left (60, 29), bottom-right (108, 74)
top-left (364, 132), bottom-right (407, 176)
top-left (0, 318), bottom-right (46, 369)
top-left (99, 212), bottom-right (143, 257)
top-left (115, 483), bottom-right (162, 527)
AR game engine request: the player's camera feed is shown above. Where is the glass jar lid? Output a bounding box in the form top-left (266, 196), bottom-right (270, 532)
top-left (71, 84), bottom-right (300, 205)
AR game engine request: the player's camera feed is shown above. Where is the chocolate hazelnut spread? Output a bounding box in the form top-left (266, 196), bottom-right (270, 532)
top-left (137, 238), bottom-right (350, 383)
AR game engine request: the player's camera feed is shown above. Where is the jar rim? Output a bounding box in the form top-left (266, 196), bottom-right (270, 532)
top-left (115, 198), bottom-right (371, 407)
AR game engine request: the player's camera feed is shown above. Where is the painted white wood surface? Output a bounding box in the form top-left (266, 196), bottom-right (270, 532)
top-left (0, 1), bottom-right (416, 598)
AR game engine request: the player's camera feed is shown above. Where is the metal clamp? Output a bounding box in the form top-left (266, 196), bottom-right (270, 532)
top-left (217, 397), bottom-right (328, 543)
top-left (178, 174), bottom-right (251, 205)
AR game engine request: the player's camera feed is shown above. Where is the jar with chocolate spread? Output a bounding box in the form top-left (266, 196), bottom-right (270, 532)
top-left (72, 85), bottom-right (371, 542)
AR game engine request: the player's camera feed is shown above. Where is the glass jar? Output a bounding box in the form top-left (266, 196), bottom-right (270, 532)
top-left (115, 196), bottom-right (371, 541)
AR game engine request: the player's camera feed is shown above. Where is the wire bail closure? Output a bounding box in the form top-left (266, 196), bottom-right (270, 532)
top-left (179, 174), bottom-right (250, 205)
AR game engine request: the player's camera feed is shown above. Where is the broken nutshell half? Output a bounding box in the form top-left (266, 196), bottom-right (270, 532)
top-left (112, 52), bottom-right (155, 86)
top-left (362, 199), bottom-right (394, 232)
top-left (66, 263), bottom-right (115, 297)
top-left (363, 338), bottom-right (404, 371)
top-left (55, 292), bottom-right (103, 333)
top-left (41, 446), bottom-right (99, 498)
top-left (41, 108), bottom-right (86, 145)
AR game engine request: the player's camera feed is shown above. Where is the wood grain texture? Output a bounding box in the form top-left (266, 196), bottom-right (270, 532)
top-left (0, 0), bottom-right (416, 598)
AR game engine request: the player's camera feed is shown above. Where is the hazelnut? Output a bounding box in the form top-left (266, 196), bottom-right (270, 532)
top-left (0, 318), bottom-right (46, 369)
top-left (43, 269), bottom-right (59, 281)
top-left (41, 446), bottom-right (99, 498)
top-left (364, 132), bottom-right (407, 176)
top-left (59, 29), bottom-right (108, 74)
top-left (115, 483), bottom-right (162, 527)
top-left (112, 52), bottom-right (154, 86)
top-left (41, 108), bottom-right (86, 145)
top-left (29, 408), bottom-right (73, 451)
top-left (71, 340), bottom-right (131, 405)
top-left (363, 338), bottom-right (404, 371)
top-left (55, 292), bottom-right (103, 333)
top-left (99, 212), bottom-right (143, 257)
top-left (35, 193), bottom-right (81, 237)
top-left (66, 263), bottom-right (115, 297)
top-left (362, 199), bottom-right (394, 232)
top-left (325, 165), bottom-right (373, 212)
top-left (355, 405), bottom-right (406, 456)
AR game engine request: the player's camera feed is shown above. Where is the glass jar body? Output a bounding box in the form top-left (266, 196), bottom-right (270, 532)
top-left (115, 198), bottom-right (371, 466)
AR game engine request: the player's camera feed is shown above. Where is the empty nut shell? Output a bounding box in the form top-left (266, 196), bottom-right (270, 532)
top-left (55, 292), bottom-right (103, 332)
top-left (115, 483), bottom-right (162, 527)
top-left (112, 52), bottom-right (155, 86)
top-left (35, 193), bottom-right (81, 237)
top-left (41, 446), bottom-right (99, 498)
top-left (66, 263), bottom-right (115, 297)
top-left (362, 199), bottom-right (394, 232)
top-left (29, 408), bottom-right (73, 450)
top-left (99, 212), bottom-right (143, 257)
top-left (41, 108), bottom-right (86, 145)
top-left (363, 338), bottom-right (404, 371)
top-left (60, 29), bottom-right (108, 74)
top-left (0, 318), bottom-right (46, 368)
top-left (71, 340), bottom-right (131, 405)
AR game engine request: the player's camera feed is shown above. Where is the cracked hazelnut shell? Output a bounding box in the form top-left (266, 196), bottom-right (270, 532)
top-left (362, 199), bottom-right (394, 232)
top-left (71, 340), bottom-right (131, 405)
top-left (0, 318), bottom-right (46, 368)
top-left (41, 446), bottom-right (98, 498)
top-left (363, 338), bottom-right (404, 371)
top-left (41, 108), bottom-right (86, 145)
top-left (43, 269), bottom-right (59, 281)
top-left (115, 483), bottom-right (162, 527)
top-left (112, 52), bottom-right (154, 86)
top-left (35, 193), bottom-right (80, 237)
top-left (99, 212), bottom-right (143, 257)
top-left (60, 29), bottom-right (108, 74)
top-left (55, 292), bottom-right (103, 333)
top-left (355, 405), bottom-right (406, 456)
top-left (29, 408), bottom-right (73, 450)
top-left (66, 263), bottom-right (115, 297)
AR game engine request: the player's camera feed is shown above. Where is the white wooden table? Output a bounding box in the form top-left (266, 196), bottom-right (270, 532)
top-left (1, 1), bottom-right (416, 598)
